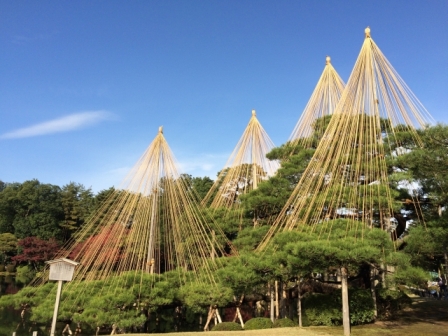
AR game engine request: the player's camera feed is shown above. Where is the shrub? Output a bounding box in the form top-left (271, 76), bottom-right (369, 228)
top-left (303, 289), bottom-right (375, 326)
top-left (349, 289), bottom-right (375, 325)
top-left (0, 264), bottom-right (5, 272)
top-left (212, 322), bottom-right (242, 331)
top-left (244, 317), bottom-right (273, 330)
top-left (5, 264), bottom-right (15, 273)
top-left (16, 265), bottom-right (36, 285)
top-left (377, 288), bottom-right (412, 319)
top-left (303, 293), bottom-right (341, 326)
top-left (273, 317), bottom-right (297, 328)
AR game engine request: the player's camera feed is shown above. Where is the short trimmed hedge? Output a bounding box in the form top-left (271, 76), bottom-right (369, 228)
top-left (244, 317), bottom-right (273, 330)
top-left (273, 317), bottom-right (297, 328)
top-left (212, 322), bottom-right (242, 331)
top-left (303, 289), bottom-right (375, 326)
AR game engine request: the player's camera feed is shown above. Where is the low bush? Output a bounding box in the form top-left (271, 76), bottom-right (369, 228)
top-left (0, 264), bottom-right (5, 272)
top-left (303, 289), bottom-right (375, 326)
top-left (303, 293), bottom-right (341, 326)
top-left (273, 317), bottom-right (297, 328)
top-left (377, 288), bottom-right (412, 319)
top-left (212, 322), bottom-right (242, 331)
top-left (16, 265), bottom-right (36, 284)
top-left (244, 317), bottom-right (273, 330)
top-left (5, 264), bottom-right (15, 273)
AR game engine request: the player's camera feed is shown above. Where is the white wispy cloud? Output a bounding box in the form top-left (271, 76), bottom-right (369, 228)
top-left (177, 153), bottom-right (229, 178)
top-left (1, 111), bottom-right (115, 139)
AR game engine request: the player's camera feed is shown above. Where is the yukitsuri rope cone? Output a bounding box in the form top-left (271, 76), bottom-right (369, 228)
top-left (289, 55), bottom-right (345, 146)
top-left (202, 110), bottom-right (280, 221)
top-left (35, 127), bottom-right (234, 298)
top-left (259, 27), bottom-right (434, 250)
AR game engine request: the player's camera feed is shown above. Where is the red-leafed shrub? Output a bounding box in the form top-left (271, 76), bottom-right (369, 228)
top-left (68, 224), bottom-right (127, 269)
top-left (12, 237), bottom-right (60, 268)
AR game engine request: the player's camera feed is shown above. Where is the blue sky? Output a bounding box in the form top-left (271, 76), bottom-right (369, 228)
top-left (1, 1), bottom-right (447, 193)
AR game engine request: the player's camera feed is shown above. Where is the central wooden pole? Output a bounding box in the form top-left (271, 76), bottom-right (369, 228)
top-left (50, 280), bottom-right (63, 336)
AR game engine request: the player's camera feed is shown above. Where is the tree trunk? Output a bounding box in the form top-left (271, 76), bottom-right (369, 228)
top-left (370, 266), bottom-right (378, 319)
top-left (269, 283), bottom-right (275, 323)
top-left (341, 267), bottom-right (350, 336)
top-left (110, 324), bottom-right (117, 335)
top-left (297, 279), bottom-right (303, 327)
top-left (288, 288), bottom-right (294, 320)
top-left (281, 281), bottom-right (287, 318)
top-left (444, 251), bottom-right (448, 283)
top-left (380, 262), bottom-right (386, 288)
top-left (275, 280), bottom-right (279, 319)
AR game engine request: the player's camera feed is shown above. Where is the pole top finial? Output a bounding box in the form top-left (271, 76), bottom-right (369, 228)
top-left (252, 109), bottom-right (256, 116)
top-left (158, 126), bottom-right (163, 134)
top-left (326, 56), bottom-right (331, 64)
top-left (365, 26), bottom-right (371, 38)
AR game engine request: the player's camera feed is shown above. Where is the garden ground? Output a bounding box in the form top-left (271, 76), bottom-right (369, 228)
top-left (124, 298), bottom-right (448, 336)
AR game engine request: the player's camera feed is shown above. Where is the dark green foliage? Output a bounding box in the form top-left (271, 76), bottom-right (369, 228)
top-left (0, 233), bottom-right (17, 264)
top-left (232, 226), bottom-right (269, 252)
top-left (303, 290), bottom-right (375, 326)
top-left (211, 322), bottom-right (242, 331)
top-left (395, 124), bottom-right (448, 210)
top-left (348, 289), bottom-right (376, 325)
top-left (15, 265), bottom-right (36, 285)
top-left (3, 180), bottom-right (65, 240)
top-left (377, 288), bottom-right (412, 318)
top-left (178, 282), bottom-right (233, 314)
top-left (60, 182), bottom-right (95, 240)
top-left (273, 317), bottom-right (297, 328)
top-left (244, 317), bottom-right (273, 330)
top-left (303, 293), bottom-right (341, 326)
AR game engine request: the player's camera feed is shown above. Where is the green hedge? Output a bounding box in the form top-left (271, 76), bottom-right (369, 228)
top-left (244, 317), bottom-right (273, 330)
top-left (303, 289), bottom-right (375, 326)
top-left (273, 317), bottom-right (297, 328)
top-left (212, 322), bottom-right (242, 331)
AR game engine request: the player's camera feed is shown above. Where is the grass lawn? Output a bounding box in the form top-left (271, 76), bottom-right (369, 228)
top-left (124, 298), bottom-right (448, 336)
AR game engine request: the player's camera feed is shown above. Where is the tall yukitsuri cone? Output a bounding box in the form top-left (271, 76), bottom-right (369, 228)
top-left (260, 27), bottom-right (434, 250)
top-left (289, 56), bottom-right (345, 147)
top-left (202, 110), bottom-right (280, 214)
top-left (39, 127), bottom-right (234, 290)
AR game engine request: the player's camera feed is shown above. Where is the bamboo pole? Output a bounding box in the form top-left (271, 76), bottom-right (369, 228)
top-left (269, 283), bottom-right (274, 323)
top-left (341, 267), bottom-right (350, 336)
top-left (275, 280), bottom-right (279, 319)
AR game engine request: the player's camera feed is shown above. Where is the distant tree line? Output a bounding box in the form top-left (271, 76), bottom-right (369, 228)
top-left (0, 176), bottom-right (213, 268)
